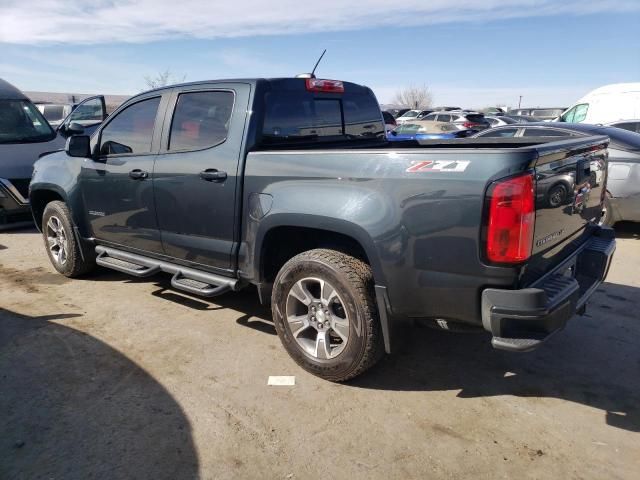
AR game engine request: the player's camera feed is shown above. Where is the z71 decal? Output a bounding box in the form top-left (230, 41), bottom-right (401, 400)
top-left (406, 160), bottom-right (471, 173)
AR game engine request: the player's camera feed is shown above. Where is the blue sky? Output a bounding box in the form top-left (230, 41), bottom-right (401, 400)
top-left (1, 0), bottom-right (639, 108)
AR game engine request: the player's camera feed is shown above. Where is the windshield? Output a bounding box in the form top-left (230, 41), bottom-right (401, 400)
top-left (400, 110), bottom-right (420, 118)
top-left (0, 100), bottom-right (56, 143)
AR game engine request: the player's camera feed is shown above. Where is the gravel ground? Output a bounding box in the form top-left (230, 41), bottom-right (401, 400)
top-left (1, 224), bottom-right (639, 479)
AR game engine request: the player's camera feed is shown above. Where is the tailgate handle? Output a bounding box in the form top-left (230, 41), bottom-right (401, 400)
top-left (200, 169), bottom-right (227, 182)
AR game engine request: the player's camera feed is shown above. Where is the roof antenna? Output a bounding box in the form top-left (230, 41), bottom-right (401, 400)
top-left (311, 49), bottom-right (327, 77)
top-left (296, 49), bottom-right (327, 79)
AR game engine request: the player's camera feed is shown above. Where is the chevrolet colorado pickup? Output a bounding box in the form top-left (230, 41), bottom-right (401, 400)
top-left (30, 77), bottom-right (615, 381)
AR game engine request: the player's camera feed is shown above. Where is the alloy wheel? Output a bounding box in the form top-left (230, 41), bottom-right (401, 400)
top-left (46, 215), bottom-right (69, 265)
top-left (285, 277), bottom-right (350, 359)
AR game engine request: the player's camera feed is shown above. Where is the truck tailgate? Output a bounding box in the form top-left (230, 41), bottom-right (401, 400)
top-left (522, 135), bottom-right (610, 285)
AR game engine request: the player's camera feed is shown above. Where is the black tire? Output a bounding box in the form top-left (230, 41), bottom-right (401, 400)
top-left (42, 201), bottom-right (96, 277)
top-left (271, 249), bottom-right (384, 382)
top-left (547, 184), bottom-right (567, 208)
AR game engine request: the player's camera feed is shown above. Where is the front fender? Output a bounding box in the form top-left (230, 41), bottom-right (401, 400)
top-left (30, 152), bottom-right (88, 235)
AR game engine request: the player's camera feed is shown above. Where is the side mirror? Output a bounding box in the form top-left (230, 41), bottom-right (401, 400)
top-left (65, 135), bottom-right (91, 158)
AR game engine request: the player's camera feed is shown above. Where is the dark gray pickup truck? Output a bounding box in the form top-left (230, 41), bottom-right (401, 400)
top-left (30, 77), bottom-right (615, 381)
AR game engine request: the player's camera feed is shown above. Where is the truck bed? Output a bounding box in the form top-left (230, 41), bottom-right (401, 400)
top-left (242, 135), bottom-right (609, 324)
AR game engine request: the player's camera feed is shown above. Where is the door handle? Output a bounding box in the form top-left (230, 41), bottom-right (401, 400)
top-left (199, 169), bottom-right (227, 182)
top-left (129, 169), bottom-right (149, 180)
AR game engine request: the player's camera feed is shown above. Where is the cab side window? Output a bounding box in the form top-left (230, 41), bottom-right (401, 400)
top-left (99, 97), bottom-right (161, 156)
top-left (169, 91), bottom-right (234, 151)
top-left (522, 128), bottom-right (568, 137)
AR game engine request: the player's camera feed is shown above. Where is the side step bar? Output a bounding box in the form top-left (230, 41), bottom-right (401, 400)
top-left (95, 246), bottom-right (238, 297)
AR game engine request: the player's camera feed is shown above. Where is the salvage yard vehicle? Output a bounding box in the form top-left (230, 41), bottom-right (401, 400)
top-left (0, 79), bottom-right (108, 230)
top-left (35, 102), bottom-right (74, 127)
top-left (420, 110), bottom-right (490, 132)
top-left (509, 107), bottom-right (567, 120)
top-left (30, 76), bottom-right (615, 381)
top-left (395, 109), bottom-right (434, 124)
top-left (473, 123), bottom-right (640, 225)
top-left (558, 83), bottom-right (640, 125)
top-left (607, 119), bottom-right (640, 134)
top-left (388, 120), bottom-right (473, 140)
top-left (0, 78), bottom-right (65, 229)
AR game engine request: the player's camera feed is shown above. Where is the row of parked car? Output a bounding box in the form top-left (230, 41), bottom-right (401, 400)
top-left (380, 82), bottom-right (640, 225)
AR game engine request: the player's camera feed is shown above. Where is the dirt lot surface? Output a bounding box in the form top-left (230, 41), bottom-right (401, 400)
top-left (1, 224), bottom-right (639, 479)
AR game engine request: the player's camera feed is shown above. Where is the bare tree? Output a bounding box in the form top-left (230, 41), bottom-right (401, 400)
top-left (143, 69), bottom-right (186, 90)
top-left (392, 84), bottom-right (434, 109)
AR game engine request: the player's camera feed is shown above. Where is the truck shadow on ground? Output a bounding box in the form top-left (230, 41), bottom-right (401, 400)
top-left (0, 308), bottom-right (199, 480)
top-left (350, 282), bottom-right (640, 433)
top-left (88, 269), bottom-right (277, 335)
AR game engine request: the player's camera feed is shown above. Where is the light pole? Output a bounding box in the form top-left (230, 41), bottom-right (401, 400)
top-left (518, 95), bottom-right (523, 109)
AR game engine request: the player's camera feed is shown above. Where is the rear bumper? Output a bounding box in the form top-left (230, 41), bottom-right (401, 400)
top-left (481, 227), bottom-right (616, 352)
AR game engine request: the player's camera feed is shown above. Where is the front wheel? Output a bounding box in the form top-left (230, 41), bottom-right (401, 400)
top-left (42, 201), bottom-right (96, 277)
top-left (271, 249), bottom-right (384, 381)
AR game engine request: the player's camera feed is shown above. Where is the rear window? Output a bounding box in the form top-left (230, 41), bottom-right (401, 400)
top-left (610, 121), bottom-right (640, 134)
top-left (465, 114), bottom-right (485, 122)
top-left (262, 89), bottom-right (384, 146)
top-left (596, 127), bottom-right (640, 152)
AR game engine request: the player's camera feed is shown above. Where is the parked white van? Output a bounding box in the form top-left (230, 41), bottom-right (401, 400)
top-left (558, 83), bottom-right (640, 125)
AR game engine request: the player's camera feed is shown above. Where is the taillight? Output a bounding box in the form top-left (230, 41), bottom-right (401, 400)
top-left (305, 78), bottom-right (344, 93)
top-left (486, 173), bottom-right (535, 263)
top-left (463, 121), bottom-right (483, 128)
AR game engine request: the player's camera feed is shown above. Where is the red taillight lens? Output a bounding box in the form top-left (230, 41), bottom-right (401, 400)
top-left (305, 78), bottom-right (344, 93)
top-left (463, 121), bottom-right (482, 128)
top-left (486, 173), bottom-right (535, 263)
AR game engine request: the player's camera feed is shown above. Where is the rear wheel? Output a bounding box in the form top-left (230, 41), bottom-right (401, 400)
top-left (42, 201), bottom-right (95, 277)
top-left (271, 249), bottom-right (384, 382)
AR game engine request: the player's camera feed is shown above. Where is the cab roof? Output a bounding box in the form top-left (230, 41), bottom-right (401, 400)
top-left (0, 78), bottom-right (29, 101)
top-left (128, 77), bottom-right (372, 101)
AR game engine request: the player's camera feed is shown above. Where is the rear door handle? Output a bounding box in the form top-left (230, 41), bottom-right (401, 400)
top-left (199, 169), bottom-right (227, 182)
top-left (129, 169), bottom-right (148, 180)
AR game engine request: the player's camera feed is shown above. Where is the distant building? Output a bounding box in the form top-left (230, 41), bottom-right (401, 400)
top-left (25, 91), bottom-right (130, 114)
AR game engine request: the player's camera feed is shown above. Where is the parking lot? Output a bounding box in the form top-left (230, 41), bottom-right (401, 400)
top-left (1, 224), bottom-right (639, 479)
